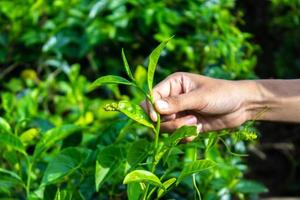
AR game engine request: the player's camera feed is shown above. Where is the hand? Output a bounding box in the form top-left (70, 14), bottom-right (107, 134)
top-left (142, 72), bottom-right (256, 135)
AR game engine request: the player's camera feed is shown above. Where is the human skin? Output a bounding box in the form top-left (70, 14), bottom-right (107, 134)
top-left (141, 72), bottom-right (300, 136)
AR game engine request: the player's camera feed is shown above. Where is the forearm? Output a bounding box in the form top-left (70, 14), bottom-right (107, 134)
top-left (245, 79), bottom-right (300, 123)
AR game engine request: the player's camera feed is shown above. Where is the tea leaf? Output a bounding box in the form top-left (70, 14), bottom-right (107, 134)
top-left (127, 139), bottom-right (150, 168)
top-left (41, 147), bottom-right (88, 186)
top-left (34, 124), bottom-right (81, 158)
top-left (89, 75), bottom-right (133, 91)
top-left (157, 178), bottom-right (176, 198)
top-left (122, 49), bottom-right (135, 81)
top-left (177, 160), bottom-right (216, 184)
top-left (123, 170), bottom-right (164, 188)
top-left (0, 117), bottom-right (12, 134)
top-left (95, 145), bottom-right (124, 191)
top-left (105, 100), bottom-right (154, 129)
top-left (0, 132), bottom-right (26, 155)
top-left (127, 182), bottom-right (143, 200)
top-left (0, 168), bottom-right (23, 183)
top-left (234, 179), bottom-right (268, 193)
top-left (147, 38), bottom-right (171, 95)
top-left (166, 126), bottom-right (198, 146)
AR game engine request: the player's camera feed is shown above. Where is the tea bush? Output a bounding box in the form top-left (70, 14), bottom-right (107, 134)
top-left (2, 0), bottom-right (293, 199)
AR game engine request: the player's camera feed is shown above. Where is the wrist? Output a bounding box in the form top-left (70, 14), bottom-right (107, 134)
top-left (242, 80), bottom-right (282, 121)
top-left (238, 80), bottom-right (272, 121)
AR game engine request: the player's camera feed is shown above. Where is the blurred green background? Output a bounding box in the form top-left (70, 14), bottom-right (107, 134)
top-left (0, 0), bottom-right (299, 199)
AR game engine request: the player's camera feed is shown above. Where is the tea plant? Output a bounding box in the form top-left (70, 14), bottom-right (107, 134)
top-left (89, 38), bottom-right (267, 200)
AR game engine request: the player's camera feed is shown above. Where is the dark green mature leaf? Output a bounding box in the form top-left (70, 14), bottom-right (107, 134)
top-left (34, 124), bottom-right (81, 158)
top-left (95, 145), bottom-right (124, 191)
top-left (234, 180), bottom-right (268, 194)
top-left (0, 132), bottom-right (26, 155)
top-left (89, 75), bottom-right (133, 91)
top-left (123, 170), bottom-right (163, 188)
top-left (166, 126), bottom-right (198, 146)
top-left (41, 147), bottom-right (87, 186)
top-left (177, 160), bottom-right (216, 184)
top-left (0, 117), bottom-right (12, 134)
top-left (105, 100), bottom-right (154, 129)
top-left (157, 178), bottom-right (176, 198)
top-left (127, 139), bottom-right (150, 168)
top-left (0, 168), bottom-right (23, 183)
top-left (122, 49), bottom-right (135, 81)
top-left (147, 37), bottom-right (172, 95)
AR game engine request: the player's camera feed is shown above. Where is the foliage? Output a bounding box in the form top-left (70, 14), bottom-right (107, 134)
top-left (1, 0), bottom-right (290, 199)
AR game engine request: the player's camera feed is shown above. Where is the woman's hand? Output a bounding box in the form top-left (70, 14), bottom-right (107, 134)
top-left (141, 72), bottom-right (258, 134)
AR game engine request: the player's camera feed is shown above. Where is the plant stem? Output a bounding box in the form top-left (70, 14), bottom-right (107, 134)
top-left (26, 158), bottom-right (32, 198)
top-left (193, 174), bottom-right (202, 200)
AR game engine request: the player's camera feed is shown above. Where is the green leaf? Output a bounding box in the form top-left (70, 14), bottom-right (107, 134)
top-left (105, 100), bottom-right (154, 129)
top-left (127, 139), bottom-right (150, 168)
top-left (234, 180), bottom-right (268, 194)
top-left (147, 37), bottom-right (172, 95)
top-left (95, 145), bottom-right (124, 191)
top-left (123, 170), bottom-right (163, 188)
top-left (34, 124), bottom-right (81, 158)
top-left (0, 117), bottom-right (12, 134)
top-left (0, 132), bottom-right (26, 155)
top-left (157, 178), bottom-right (176, 198)
top-left (89, 75), bottom-right (133, 91)
top-left (127, 182), bottom-right (143, 200)
top-left (177, 160), bottom-right (216, 184)
top-left (0, 167), bottom-right (23, 183)
top-left (41, 147), bottom-right (87, 186)
top-left (122, 49), bottom-right (135, 81)
top-left (166, 126), bottom-right (198, 146)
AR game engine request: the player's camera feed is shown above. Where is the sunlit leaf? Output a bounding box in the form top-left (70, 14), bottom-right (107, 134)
top-left (105, 100), bottom-right (154, 129)
top-left (166, 126), bottom-right (198, 146)
top-left (157, 178), bottom-right (176, 198)
top-left (123, 170), bottom-right (163, 188)
top-left (89, 75), bottom-right (133, 91)
top-left (147, 37), bottom-right (172, 95)
top-left (177, 160), bottom-right (216, 184)
top-left (122, 49), bottom-right (135, 81)
top-left (0, 117), bottom-right (12, 134)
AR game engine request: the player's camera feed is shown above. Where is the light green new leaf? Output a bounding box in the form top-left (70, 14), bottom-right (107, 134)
top-left (166, 126), bottom-right (198, 146)
top-left (41, 147), bottom-right (87, 186)
top-left (122, 49), bottom-right (135, 81)
top-left (234, 179), bottom-right (268, 194)
top-left (127, 139), bottom-right (150, 168)
top-left (0, 132), bottom-right (26, 155)
top-left (0, 117), bottom-right (12, 134)
top-left (123, 170), bottom-right (163, 188)
top-left (105, 100), bottom-right (154, 129)
top-left (177, 160), bottom-right (216, 184)
top-left (157, 178), bottom-right (176, 198)
top-left (147, 37), bottom-right (172, 95)
top-left (89, 75), bottom-right (133, 91)
top-left (34, 124), bottom-right (81, 158)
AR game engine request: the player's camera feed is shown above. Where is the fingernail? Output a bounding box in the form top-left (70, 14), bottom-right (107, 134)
top-left (150, 111), bottom-right (157, 122)
top-left (155, 100), bottom-right (169, 110)
top-left (197, 123), bottom-right (203, 133)
top-left (186, 116), bottom-right (197, 125)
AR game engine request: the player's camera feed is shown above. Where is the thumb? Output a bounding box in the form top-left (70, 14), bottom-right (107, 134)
top-left (154, 92), bottom-right (199, 115)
